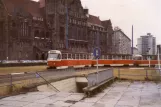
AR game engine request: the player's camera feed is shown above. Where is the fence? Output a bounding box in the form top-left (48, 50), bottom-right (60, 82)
top-left (116, 68), bottom-right (161, 81)
top-left (86, 69), bottom-right (113, 87)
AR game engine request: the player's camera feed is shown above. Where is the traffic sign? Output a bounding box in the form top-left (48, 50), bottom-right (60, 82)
top-left (93, 47), bottom-right (101, 59)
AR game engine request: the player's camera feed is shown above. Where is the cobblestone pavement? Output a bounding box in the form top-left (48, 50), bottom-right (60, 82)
top-left (0, 81), bottom-right (161, 107)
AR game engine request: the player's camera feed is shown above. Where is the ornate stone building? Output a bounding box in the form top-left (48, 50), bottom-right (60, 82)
top-left (87, 15), bottom-right (107, 55)
top-left (0, 0), bottom-right (88, 60)
top-left (43, 0), bottom-right (88, 54)
top-left (101, 20), bottom-right (113, 54)
top-left (0, 0), bottom-right (128, 60)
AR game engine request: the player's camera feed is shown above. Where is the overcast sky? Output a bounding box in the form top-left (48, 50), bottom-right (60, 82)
top-left (35, 0), bottom-right (161, 46)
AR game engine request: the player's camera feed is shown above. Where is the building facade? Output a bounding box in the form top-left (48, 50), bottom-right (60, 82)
top-left (137, 33), bottom-right (156, 55)
top-left (0, 0), bottom-right (130, 60)
top-left (132, 47), bottom-right (139, 55)
top-left (87, 15), bottom-right (107, 55)
top-left (0, 0), bottom-right (89, 60)
top-left (101, 20), bottom-right (113, 54)
top-left (0, 0), bottom-right (52, 60)
top-left (44, 0), bottom-right (89, 54)
top-left (112, 27), bottom-right (131, 55)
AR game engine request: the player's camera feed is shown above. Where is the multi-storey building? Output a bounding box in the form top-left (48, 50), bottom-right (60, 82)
top-left (0, 0), bottom-right (130, 60)
top-left (44, 0), bottom-right (89, 54)
top-left (132, 47), bottom-right (139, 55)
top-left (87, 15), bottom-right (107, 54)
top-left (0, 0), bottom-right (52, 60)
top-left (137, 33), bottom-right (156, 55)
top-left (112, 27), bottom-right (131, 56)
top-left (0, 0), bottom-right (89, 60)
top-left (101, 20), bottom-right (113, 54)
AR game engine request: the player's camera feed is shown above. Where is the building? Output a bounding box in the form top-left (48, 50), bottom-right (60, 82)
top-left (0, 0), bottom-right (51, 60)
top-left (137, 33), bottom-right (156, 55)
top-left (132, 47), bottom-right (139, 55)
top-left (44, 0), bottom-right (89, 54)
top-left (87, 15), bottom-right (107, 54)
top-left (101, 20), bottom-right (113, 54)
top-left (0, 0), bottom-right (130, 60)
top-left (112, 27), bottom-right (131, 55)
top-left (0, 0), bottom-right (89, 60)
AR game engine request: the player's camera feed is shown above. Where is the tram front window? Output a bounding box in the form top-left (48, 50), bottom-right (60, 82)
top-left (48, 53), bottom-right (61, 60)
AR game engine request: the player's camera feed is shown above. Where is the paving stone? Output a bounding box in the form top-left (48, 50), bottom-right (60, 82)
top-left (48, 95), bottom-right (69, 102)
top-left (0, 100), bottom-right (30, 107)
top-left (27, 92), bottom-right (56, 96)
top-left (23, 103), bottom-right (62, 107)
top-left (116, 100), bottom-right (140, 107)
top-left (92, 103), bottom-right (105, 107)
top-left (0, 105), bottom-right (21, 107)
top-left (64, 93), bottom-right (84, 101)
top-left (71, 102), bottom-right (94, 107)
top-left (34, 97), bottom-right (55, 104)
top-left (53, 100), bottom-right (73, 106)
top-left (1, 94), bottom-right (47, 102)
top-left (54, 92), bottom-right (72, 98)
top-left (81, 96), bottom-right (101, 103)
top-left (115, 105), bottom-right (137, 107)
top-left (139, 98), bottom-right (161, 107)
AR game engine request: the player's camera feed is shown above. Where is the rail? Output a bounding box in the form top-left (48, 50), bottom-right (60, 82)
top-left (35, 72), bottom-right (60, 92)
top-left (86, 69), bottom-right (113, 87)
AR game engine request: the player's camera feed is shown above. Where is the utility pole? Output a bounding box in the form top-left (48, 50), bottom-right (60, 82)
top-left (157, 45), bottom-right (161, 70)
top-left (54, 0), bottom-right (57, 49)
top-left (65, 0), bottom-right (69, 49)
top-left (132, 25), bottom-right (134, 56)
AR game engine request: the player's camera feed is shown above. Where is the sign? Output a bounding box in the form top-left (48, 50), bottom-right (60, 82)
top-left (93, 47), bottom-right (101, 59)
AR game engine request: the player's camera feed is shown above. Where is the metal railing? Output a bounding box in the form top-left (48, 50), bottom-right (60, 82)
top-left (86, 69), bottom-right (113, 87)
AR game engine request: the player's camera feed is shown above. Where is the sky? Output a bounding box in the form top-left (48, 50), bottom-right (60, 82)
top-left (34, 0), bottom-right (161, 46)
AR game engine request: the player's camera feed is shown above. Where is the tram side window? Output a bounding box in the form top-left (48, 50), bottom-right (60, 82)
top-left (57, 54), bottom-right (61, 59)
top-left (62, 54), bottom-right (67, 59)
top-left (68, 54), bottom-right (72, 59)
top-left (83, 55), bottom-right (86, 59)
top-left (76, 54), bottom-right (79, 59)
top-left (72, 54), bottom-right (75, 59)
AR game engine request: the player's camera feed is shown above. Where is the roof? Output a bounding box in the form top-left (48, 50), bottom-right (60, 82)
top-left (88, 14), bottom-right (102, 26)
top-left (101, 20), bottom-right (113, 32)
top-left (2, 0), bottom-right (42, 17)
top-left (114, 29), bottom-right (131, 41)
top-left (102, 20), bottom-right (112, 28)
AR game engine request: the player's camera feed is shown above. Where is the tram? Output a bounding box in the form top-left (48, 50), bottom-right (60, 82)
top-left (47, 50), bottom-right (161, 69)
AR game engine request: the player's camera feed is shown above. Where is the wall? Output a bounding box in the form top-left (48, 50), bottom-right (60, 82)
top-left (37, 78), bottom-right (77, 92)
top-left (113, 30), bottom-right (131, 55)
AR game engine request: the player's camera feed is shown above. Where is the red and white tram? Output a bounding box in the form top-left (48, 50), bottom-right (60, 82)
top-left (47, 50), bottom-right (161, 69)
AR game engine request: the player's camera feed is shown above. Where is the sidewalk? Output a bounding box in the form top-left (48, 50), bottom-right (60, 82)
top-left (0, 81), bottom-right (161, 107)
